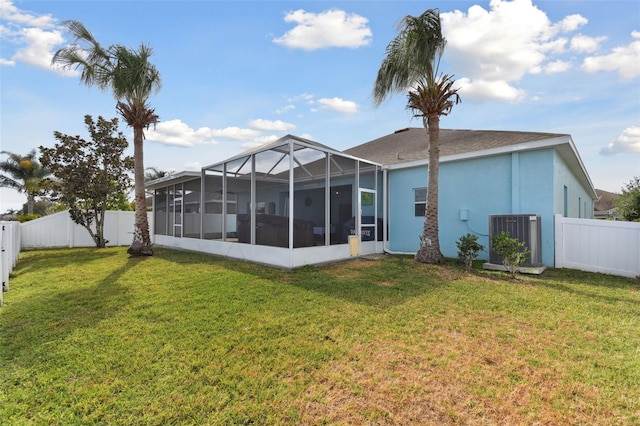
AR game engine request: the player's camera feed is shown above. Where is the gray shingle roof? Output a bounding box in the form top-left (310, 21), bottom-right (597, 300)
top-left (344, 127), bottom-right (568, 165)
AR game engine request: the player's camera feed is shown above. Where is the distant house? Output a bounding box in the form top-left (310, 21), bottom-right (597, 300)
top-left (147, 128), bottom-right (597, 268)
top-left (594, 189), bottom-right (620, 220)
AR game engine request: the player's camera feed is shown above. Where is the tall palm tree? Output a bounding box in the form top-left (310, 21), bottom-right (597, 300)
top-left (52, 20), bottom-right (160, 256)
top-left (0, 150), bottom-right (50, 214)
top-left (373, 9), bottom-right (461, 264)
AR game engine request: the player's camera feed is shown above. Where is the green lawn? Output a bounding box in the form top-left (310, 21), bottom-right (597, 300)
top-left (1, 247), bottom-right (638, 425)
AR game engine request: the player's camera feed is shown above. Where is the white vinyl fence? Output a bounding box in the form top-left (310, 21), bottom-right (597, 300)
top-left (21, 210), bottom-right (153, 249)
top-left (1, 221), bottom-right (21, 306)
top-left (555, 214), bottom-right (640, 278)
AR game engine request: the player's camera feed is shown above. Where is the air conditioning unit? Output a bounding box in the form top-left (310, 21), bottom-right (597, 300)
top-left (488, 214), bottom-right (542, 268)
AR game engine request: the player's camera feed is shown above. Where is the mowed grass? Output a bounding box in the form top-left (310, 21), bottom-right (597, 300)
top-left (1, 247), bottom-right (638, 425)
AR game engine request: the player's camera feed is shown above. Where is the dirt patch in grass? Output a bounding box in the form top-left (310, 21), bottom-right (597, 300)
top-left (297, 315), bottom-right (614, 425)
top-left (325, 259), bottom-right (381, 280)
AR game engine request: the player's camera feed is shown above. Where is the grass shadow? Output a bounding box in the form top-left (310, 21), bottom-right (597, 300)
top-left (149, 248), bottom-right (466, 307)
top-left (12, 247), bottom-right (121, 276)
top-left (0, 255), bottom-right (138, 361)
top-left (286, 256), bottom-right (454, 307)
top-left (472, 263), bottom-right (640, 306)
top-left (530, 275), bottom-right (640, 306)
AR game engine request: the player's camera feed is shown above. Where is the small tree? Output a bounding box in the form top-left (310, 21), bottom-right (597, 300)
top-left (491, 231), bottom-right (530, 279)
top-left (456, 233), bottom-right (484, 272)
top-left (614, 176), bottom-right (640, 222)
top-left (40, 115), bottom-right (134, 248)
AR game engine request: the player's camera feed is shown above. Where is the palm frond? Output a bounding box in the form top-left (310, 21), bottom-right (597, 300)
top-left (406, 74), bottom-right (461, 119)
top-left (111, 44), bottom-right (161, 107)
top-left (52, 20), bottom-right (114, 90)
top-left (0, 175), bottom-right (21, 190)
top-left (373, 9), bottom-right (446, 106)
top-left (0, 149), bottom-right (50, 192)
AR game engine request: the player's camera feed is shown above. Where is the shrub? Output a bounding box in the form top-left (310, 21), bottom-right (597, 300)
top-left (456, 233), bottom-right (484, 272)
top-left (491, 231), bottom-right (529, 279)
top-left (15, 213), bottom-right (41, 223)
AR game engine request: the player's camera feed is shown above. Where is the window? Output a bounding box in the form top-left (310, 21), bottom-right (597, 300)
top-left (414, 188), bottom-right (427, 217)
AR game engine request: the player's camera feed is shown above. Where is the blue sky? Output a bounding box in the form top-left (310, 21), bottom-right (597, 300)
top-left (1, 0), bottom-right (639, 212)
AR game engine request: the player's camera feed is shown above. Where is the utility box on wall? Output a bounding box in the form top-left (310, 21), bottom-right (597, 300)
top-left (488, 214), bottom-right (542, 267)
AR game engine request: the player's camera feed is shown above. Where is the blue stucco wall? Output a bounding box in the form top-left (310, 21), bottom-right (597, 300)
top-left (388, 148), bottom-right (562, 266)
top-left (553, 153), bottom-right (594, 219)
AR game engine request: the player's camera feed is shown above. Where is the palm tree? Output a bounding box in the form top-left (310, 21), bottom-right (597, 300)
top-left (52, 20), bottom-right (161, 256)
top-left (144, 167), bottom-right (170, 182)
top-left (373, 9), bottom-right (461, 264)
top-left (0, 150), bottom-right (50, 214)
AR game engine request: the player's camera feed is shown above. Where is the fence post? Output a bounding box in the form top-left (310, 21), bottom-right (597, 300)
top-left (554, 214), bottom-right (563, 269)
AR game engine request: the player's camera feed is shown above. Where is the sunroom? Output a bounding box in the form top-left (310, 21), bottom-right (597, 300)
top-left (147, 135), bottom-right (384, 268)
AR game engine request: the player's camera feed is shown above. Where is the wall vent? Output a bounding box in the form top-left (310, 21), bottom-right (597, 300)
top-left (488, 214), bottom-right (542, 267)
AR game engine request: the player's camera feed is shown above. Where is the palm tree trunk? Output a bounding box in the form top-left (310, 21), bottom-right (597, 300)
top-left (127, 126), bottom-right (153, 256)
top-left (415, 114), bottom-right (444, 264)
top-left (27, 193), bottom-right (35, 215)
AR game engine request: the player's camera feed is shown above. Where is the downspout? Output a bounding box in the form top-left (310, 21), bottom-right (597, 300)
top-left (382, 165), bottom-right (415, 256)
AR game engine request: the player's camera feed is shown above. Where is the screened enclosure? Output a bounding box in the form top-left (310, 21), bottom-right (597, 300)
top-left (148, 135), bottom-right (384, 268)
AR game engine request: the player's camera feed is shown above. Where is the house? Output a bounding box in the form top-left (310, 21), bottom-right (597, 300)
top-left (593, 189), bottom-right (620, 220)
top-left (346, 127), bottom-right (597, 267)
top-left (147, 128), bottom-right (597, 268)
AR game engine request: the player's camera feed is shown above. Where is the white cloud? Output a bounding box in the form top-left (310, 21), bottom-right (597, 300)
top-left (581, 31), bottom-right (640, 80)
top-left (0, 1), bottom-right (75, 75)
top-left (145, 119), bottom-right (260, 147)
top-left (570, 34), bottom-right (606, 53)
top-left (555, 14), bottom-right (588, 33)
top-left (542, 60), bottom-right (572, 74)
top-left (210, 126), bottom-right (261, 140)
top-left (441, 0), bottom-right (589, 101)
top-left (288, 93), bottom-right (314, 103)
top-left (249, 119), bottom-right (295, 132)
top-left (12, 27), bottom-right (66, 71)
top-left (0, 0), bottom-right (56, 27)
top-left (456, 78), bottom-right (525, 102)
top-left (316, 97), bottom-right (358, 113)
top-left (273, 9), bottom-right (372, 50)
top-left (275, 104), bottom-right (295, 114)
top-left (600, 126), bottom-right (640, 156)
